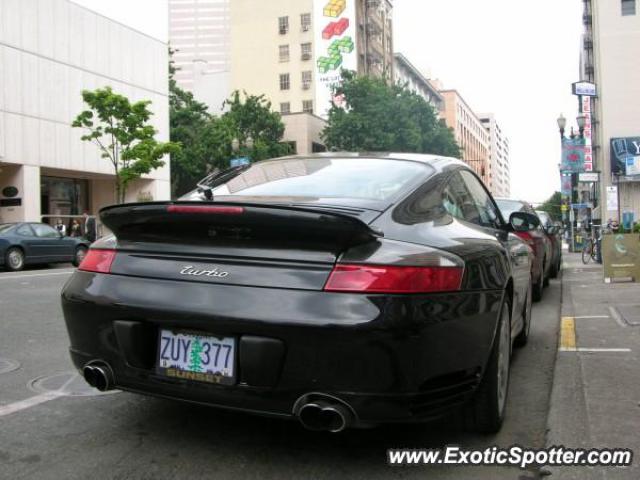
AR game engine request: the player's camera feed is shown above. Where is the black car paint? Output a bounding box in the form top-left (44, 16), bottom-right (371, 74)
top-left (61, 153), bottom-right (532, 425)
top-left (0, 223), bottom-right (88, 268)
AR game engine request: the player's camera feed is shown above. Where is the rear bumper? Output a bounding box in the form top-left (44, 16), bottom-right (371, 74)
top-left (62, 271), bottom-right (503, 424)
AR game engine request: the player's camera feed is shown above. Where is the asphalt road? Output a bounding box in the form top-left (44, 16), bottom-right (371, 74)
top-left (0, 266), bottom-right (561, 480)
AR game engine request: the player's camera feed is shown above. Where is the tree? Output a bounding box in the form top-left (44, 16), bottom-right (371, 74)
top-left (539, 191), bottom-right (562, 220)
top-left (169, 52), bottom-right (215, 196)
top-left (73, 87), bottom-right (180, 204)
top-left (322, 70), bottom-right (461, 157)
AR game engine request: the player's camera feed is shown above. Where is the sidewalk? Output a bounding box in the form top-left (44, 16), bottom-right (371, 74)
top-left (546, 252), bottom-right (640, 479)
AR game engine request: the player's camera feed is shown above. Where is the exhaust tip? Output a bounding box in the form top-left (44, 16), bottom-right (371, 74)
top-left (298, 400), bottom-right (353, 433)
top-left (82, 363), bottom-right (113, 392)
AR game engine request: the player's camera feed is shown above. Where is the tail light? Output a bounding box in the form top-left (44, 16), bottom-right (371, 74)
top-left (324, 264), bottom-right (463, 294)
top-left (78, 249), bottom-right (116, 274)
top-left (515, 231), bottom-right (536, 248)
top-left (167, 205), bottom-right (244, 215)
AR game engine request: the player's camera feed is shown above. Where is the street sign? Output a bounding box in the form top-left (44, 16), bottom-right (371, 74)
top-left (571, 203), bottom-right (591, 210)
top-left (578, 172), bottom-right (599, 183)
top-left (572, 81), bottom-right (597, 97)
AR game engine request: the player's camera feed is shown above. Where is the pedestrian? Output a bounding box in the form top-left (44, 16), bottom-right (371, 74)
top-left (83, 211), bottom-right (96, 243)
top-left (69, 219), bottom-right (82, 238)
top-left (55, 219), bottom-right (66, 236)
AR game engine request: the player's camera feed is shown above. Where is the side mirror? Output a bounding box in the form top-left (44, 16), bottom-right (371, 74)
top-left (509, 212), bottom-right (540, 232)
top-left (546, 225), bottom-right (557, 235)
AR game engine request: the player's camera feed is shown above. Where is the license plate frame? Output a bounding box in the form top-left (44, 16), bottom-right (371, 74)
top-left (156, 329), bottom-right (237, 385)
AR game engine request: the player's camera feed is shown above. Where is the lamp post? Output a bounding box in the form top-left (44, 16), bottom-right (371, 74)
top-left (558, 113), bottom-right (589, 252)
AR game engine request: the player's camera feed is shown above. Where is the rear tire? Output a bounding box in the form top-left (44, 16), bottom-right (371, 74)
top-left (582, 241), bottom-right (592, 264)
top-left (72, 246), bottom-right (88, 267)
top-left (532, 271), bottom-right (543, 302)
top-left (542, 257), bottom-right (550, 287)
top-left (515, 275), bottom-right (532, 347)
top-left (466, 298), bottom-right (511, 434)
top-left (549, 256), bottom-right (558, 279)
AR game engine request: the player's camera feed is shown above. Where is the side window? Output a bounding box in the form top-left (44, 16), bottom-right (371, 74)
top-left (32, 224), bottom-right (60, 238)
top-left (442, 172), bottom-right (478, 222)
top-left (16, 225), bottom-right (34, 236)
top-left (459, 170), bottom-right (501, 229)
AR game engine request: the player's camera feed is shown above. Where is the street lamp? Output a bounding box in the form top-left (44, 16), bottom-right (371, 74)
top-left (557, 114), bottom-right (567, 138)
top-left (576, 113), bottom-right (586, 137)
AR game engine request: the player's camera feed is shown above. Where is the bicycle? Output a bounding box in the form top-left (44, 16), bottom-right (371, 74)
top-left (581, 234), bottom-right (600, 264)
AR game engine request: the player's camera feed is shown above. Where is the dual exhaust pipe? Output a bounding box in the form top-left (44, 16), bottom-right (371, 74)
top-left (296, 396), bottom-right (354, 433)
top-left (82, 362), bottom-right (114, 392)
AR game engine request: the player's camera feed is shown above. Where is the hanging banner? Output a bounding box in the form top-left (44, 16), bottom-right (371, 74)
top-left (606, 186), bottom-right (618, 211)
top-left (561, 137), bottom-right (586, 173)
top-left (561, 174), bottom-right (573, 196)
top-left (582, 96), bottom-right (593, 172)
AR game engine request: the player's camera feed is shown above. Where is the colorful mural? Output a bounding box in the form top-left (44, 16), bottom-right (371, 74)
top-left (323, 0), bottom-right (346, 18)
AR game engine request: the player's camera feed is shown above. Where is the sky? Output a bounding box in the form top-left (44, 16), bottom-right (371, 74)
top-left (72, 0), bottom-right (584, 203)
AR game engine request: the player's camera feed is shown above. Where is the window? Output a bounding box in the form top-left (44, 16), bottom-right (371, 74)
top-left (279, 45), bottom-right (290, 62)
top-left (301, 42), bottom-right (312, 60)
top-left (16, 224), bottom-right (34, 237)
top-left (278, 16), bottom-right (289, 34)
top-left (301, 13), bottom-right (311, 31)
top-left (302, 100), bottom-right (313, 114)
top-left (622, 0), bottom-right (636, 15)
top-left (459, 170), bottom-right (501, 229)
top-left (301, 71), bottom-right (312, 89)
top-left (279, 73), bottom-right (290, 90)
top-left (280, 102), bottom-right (291, 114)
top-left (32, 223), bottom-right (60, 238)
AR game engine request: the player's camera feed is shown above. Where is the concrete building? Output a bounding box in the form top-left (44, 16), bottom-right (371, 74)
top-left (480, 114), bottom-right (511, 198)
top-left (393, 53), bottom-right (443, 113)
top-left (169, 0), bottom-right (231, 113)
top-left (169, 0), bottom-right (394, 154)
top-left (0, 0), bottom-right (170, 227)
top-left (582, 0), bottom-right (640, 224)
top-left (440, 90), bottom-right (490, 184)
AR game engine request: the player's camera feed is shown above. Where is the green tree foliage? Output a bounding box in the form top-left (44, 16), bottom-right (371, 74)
top-left (73, 87), bottom-right (180, 204)
top-left (322, 70), bottom-right (461, 157)
top-left (538, 191), bottom-right (563, 220)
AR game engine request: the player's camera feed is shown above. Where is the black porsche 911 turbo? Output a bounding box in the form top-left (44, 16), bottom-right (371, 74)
top-left (62, 153), bottom-right (535, 433)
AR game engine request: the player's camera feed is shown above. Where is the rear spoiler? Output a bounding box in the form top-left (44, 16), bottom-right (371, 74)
top-left (100, 201), bottom-right (382, 249)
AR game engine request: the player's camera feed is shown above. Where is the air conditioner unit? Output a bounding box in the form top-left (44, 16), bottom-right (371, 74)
top-left (302, 25), bottom-right (310, 32)
top-left (302, 53), bottom-right (311, 61)
top-left (302, 83), bottom-right (311, 90)
top-left (279, 28), bottom-right (288, 35)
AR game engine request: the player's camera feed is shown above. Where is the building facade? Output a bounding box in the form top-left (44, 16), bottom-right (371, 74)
top-left (480, 114), bottom-right (511, 198)
top-left (169, 0), bottom-right (231, 113)
top-left (0, 0), bottom-right (170, 227)
top-left (582, 0), bottom-right (640, 224)
top-left (393, 53), bottom-right (444, 113)
top-left (168, 0), bottom-right (394, 154)
top-left (440, 90), bottom-right (490, 184)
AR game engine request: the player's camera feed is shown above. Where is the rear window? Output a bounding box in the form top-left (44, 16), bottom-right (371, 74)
top-left (210, 158), bottom-right (432, 202)
top-left (0, 224), bottom-right (15, 233)
top-left (495, 199), bottom-right (524, 219)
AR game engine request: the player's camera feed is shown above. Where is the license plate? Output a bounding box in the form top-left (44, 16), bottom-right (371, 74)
top-left (157, 330), bottom-right (236, 385)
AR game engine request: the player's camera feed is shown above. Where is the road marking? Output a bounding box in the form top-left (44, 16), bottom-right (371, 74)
top-left (559, 348), bottom-right (632, 353)
top-left (608, 307), bottom-right (631, 328)
top-left (560, 317), bottom-right (576, 350)
top-left (0, 270), bottom-right (74, 281)
top-left (0, 392), bottom-right (63, 417)
top-left (574, 315), bottom-right (610, 319)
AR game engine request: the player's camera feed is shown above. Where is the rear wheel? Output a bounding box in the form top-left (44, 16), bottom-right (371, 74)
top-left (72, 246), bottom-right (88, 267)
top-left (515, 275), bottom-right (532, 347)
top-left (5, 247), bottom-right (25, 272)
top-left (582, 240), bottom-right (593, 264)
top-left (466, 298), bottom-right (511, 433)
top-left (549, 255), bottom-right (558, 279)
top-left (542, 257), bottom-right (550, 287)
top-left (532, 270), bottom-right (543, 302)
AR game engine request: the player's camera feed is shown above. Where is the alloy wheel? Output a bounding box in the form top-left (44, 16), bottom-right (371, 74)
top-left (8, 249), bottom-right (24, 271)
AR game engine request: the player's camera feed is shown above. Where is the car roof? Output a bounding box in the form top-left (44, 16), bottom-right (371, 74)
top-left (257, 152), bottom-right (468, 173)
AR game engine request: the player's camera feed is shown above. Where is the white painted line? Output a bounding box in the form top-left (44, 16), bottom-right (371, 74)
top-left (0, 392), bottom-right (63, 417)
top-left (0, 270), bottom-right (75, 281)
top-left (573, 315), bottom-right (610, 319)
top-left (608, 306), bottom-right (629, 328)
top-left (559, 347), bottom-right (632, 353)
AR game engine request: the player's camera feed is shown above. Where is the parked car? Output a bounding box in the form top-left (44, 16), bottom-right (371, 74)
top-left (0, 222), bottom-right (89, 271)
top-left (536, 210), bottom-right (563, 278)
top-left (495, 199), bottom-right (552, 302)
top-left (62, 153), bottom-right (534, 434)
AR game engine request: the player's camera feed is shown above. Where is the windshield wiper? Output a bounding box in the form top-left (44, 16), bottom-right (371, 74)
top-left (196, 165), bottom-right (252, 201)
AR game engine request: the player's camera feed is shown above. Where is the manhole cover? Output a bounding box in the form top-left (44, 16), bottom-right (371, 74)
top-left (28, 371), bottom-right (120, 397)
top-left (0, 358), bottom-right (21, 374)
